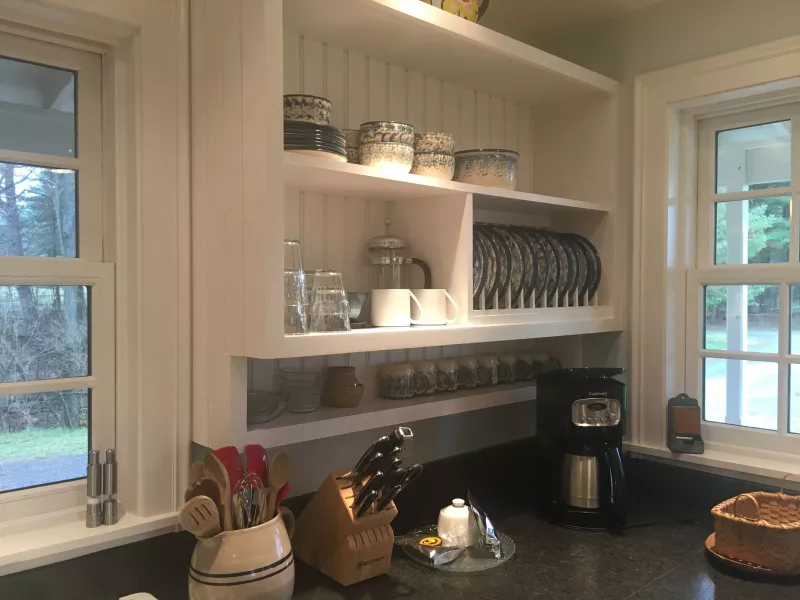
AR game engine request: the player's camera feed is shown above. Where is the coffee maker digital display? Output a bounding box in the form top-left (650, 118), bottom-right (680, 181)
top-left (536, 368), bottom-right (627, 530)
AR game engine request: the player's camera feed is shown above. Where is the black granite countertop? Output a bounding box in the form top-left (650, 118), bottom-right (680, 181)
top-left (2, 442), bottom-right (798, 600)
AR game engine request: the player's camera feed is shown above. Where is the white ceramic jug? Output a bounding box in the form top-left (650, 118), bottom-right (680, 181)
top-left (189, 507), bottom-right (295, 600)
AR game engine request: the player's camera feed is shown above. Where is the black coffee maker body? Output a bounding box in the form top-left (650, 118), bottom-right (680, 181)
top-left (535, 368), bottom-right (627, 530)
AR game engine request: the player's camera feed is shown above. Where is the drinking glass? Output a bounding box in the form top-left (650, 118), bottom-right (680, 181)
top-left (284, 269), bottom-right (309, 335)
top-left (310, 270), bottom-right (351, 332)
top-left (284, 239), bottom-right (303, 271)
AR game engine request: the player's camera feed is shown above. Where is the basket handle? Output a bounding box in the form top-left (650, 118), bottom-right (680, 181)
top-left (780, 473), bottom-right (800, 495)
top-left (732, 493), bottom-right (761, 521)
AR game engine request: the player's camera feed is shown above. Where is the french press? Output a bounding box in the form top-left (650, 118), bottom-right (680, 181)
top-left (367, 235), bottom-right (432, 290)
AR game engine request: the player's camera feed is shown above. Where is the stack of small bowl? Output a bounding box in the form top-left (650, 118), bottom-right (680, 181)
top-left (283, 94), bottom-right (347, 163)
top-left (342, 129), bottom-right (361, 164)
top-left (411, 133), bottom-right (456, 180)
top-left (358, 121), bottom-right (416, 174)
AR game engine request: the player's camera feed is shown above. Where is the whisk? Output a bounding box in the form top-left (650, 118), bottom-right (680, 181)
top-left (232, 472), bottom-right (267, 529)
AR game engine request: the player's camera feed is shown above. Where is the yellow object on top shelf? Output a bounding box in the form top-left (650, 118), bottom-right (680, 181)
top-left (422, 0), bottom-right (489, 23)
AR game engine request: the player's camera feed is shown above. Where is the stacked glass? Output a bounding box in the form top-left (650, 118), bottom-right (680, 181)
top-left (284, 239), bottom-right (308, 335)
top-left (309, 270), bottom-right (351, 332)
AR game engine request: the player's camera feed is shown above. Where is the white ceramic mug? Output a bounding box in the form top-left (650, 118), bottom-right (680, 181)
top-left (410, 289), bottom-right (458, 325)
top-left (189, 507), bottom-right (295, 600)
top-left (371, 289), bottom-right (424, 327)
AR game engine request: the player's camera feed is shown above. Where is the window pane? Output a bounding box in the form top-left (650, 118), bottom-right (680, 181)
top-left (716, 121), bottom-right (791, 193)
top-left (0, 56), bottom-right (75, 157)
top-left (0, 285), bottom-right (89, 383)
top-left (714, 197), bottom-right (790, 265)
top-left (790, 365), bottom-right (800, 435)
top-left (791, 286), bottom-right (800, 355)
top-left (704, 285), bottom-right (778, 353)
top-left (703, 358), bottom-right (777, 430)
top-left (0, 388), bottom-right (89, 492)
top-left (0, 162), bottom-right (77, 258)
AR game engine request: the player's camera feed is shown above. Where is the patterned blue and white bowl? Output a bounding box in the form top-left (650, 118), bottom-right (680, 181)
top-left (454, 149), bottom-right (519, 190)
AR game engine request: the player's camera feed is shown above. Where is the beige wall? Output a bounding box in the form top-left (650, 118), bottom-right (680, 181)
top-left (535, 0), bottom-right (800, 80)
top-left (502, 0), bottom-right (800, 386)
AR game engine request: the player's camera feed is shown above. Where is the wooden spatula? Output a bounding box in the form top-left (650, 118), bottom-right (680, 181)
top-left (204, 453), bottom-right (233, 531)
top-left (180, 495), bottom-right (221, 539)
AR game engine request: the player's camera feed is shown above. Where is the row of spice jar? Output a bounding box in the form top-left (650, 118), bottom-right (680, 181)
top-left (378, 352), bottom-right (561, 400)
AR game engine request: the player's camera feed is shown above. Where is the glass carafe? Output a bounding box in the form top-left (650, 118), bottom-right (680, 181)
top-left (367, 235), bottom-right (432, 290)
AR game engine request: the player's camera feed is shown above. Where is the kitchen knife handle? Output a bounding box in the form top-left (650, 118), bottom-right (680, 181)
top-left (352, 471), bottom-right (384, 508)
top-left (375, 484), bottom-right (403, 513)
top-left (354, 490), bottom-right (379, 518)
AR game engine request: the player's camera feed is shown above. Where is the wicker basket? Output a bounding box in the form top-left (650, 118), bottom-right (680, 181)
top-left (711, 475), bottom-right (800, 573)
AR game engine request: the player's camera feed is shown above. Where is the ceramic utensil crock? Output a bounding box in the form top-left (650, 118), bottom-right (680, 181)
top-left (189, 507), bottom-right (295, 600)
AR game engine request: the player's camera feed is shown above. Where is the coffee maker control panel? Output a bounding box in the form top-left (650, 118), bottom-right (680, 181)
top-left (571, 398), bottom-right (622, 427)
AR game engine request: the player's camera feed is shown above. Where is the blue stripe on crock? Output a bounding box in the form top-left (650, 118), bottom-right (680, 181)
top-left (190, 550), bottom-right (293, 579)
top-left (189, 557), bottom-right (294, 587)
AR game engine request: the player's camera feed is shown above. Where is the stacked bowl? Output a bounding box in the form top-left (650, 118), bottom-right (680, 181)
top-left (343, 129), bottom-right (361, 164)
top-left (358, 121), bottom-right (415, 174)
top-left (411, 133), bottom-right (456, 180)
top-left (283, 94), bottom-right (347, 163)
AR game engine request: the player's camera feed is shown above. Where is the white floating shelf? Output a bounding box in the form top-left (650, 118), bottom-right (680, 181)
top-left (283, 0), bottom-right (618, 104)
top-left (284, 152), bottom-right (610, 215)
top-left (247, 381), bottom-right (537, 448)
top-left (257, 306), bottom-right (618, 359)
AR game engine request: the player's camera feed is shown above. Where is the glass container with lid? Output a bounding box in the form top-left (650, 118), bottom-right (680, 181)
top-left (367, 235), bottom-right (432, 290)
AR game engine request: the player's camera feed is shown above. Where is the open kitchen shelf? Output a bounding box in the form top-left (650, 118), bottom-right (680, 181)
top-left (275, 308), bottom-right (616, 359)
top-left (247, 381), bottom-right (537, 448)
top-left (284, 152), bottom-right (610, 215)
top-left (283, 0), bottom-right (618, 105)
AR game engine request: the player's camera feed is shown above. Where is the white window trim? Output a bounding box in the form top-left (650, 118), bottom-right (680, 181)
top-left (630, 34), bottom-right (800, 489)
top-left (0, 0), bottom-right (191, 576)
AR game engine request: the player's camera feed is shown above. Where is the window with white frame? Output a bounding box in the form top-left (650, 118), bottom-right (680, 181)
top-left (0, 32), bottom-right (114, 498)
top-left (689, 103), bottom-right (800, 454)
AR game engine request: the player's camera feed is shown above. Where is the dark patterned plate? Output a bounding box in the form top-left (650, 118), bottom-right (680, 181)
top-left (506, 228), bottom-right (535, 308)
top-left (483, 225), bottom-right (512, 308)
top-left (562, 234), bottom-right (589, 306)
top-left (562, 233), bottom-right (590, 305)
top-left (515, 227), bottom-right (548, 306)
top-left (528, 229), bottom-right (559, 307)
top-left (474, 227), bottom-right (497, 308)
top-left (494, 226), bottom-right (526, 308)
top-left (572, 234), bottom-right (601, 303)
top-left (559, 233), bottom-right (580, 306)
top-left (473, 233), bottom-right (486, 306)
top-left (540, 230), bottom-right (571, 307)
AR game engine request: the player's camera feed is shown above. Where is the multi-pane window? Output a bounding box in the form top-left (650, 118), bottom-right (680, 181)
top-left (691, 105), bottom-right (800, 453)
top-left (0, 32), bottom-right (113, 496)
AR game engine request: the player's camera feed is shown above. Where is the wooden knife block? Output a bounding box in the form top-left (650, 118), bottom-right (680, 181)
top-left (293, 469), bottom-right (398, 586)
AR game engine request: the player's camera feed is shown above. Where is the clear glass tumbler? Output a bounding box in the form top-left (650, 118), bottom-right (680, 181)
top-left (279, 368), bottom-right (322, 413)
top-left (309, 270), bottom-right (351, 332)
top-left (284, 239), bottom-right (303, 271)
top-left (284, 269), bottom-right (309, 335)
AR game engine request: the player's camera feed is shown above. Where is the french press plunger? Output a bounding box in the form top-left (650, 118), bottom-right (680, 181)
top-left (367, 235), bottom-right (432, 290)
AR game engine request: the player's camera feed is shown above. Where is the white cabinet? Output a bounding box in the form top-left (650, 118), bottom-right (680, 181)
top-left (190, 0), bottom-right (622, 449)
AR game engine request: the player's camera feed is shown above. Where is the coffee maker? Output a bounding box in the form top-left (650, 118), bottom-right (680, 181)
top-left (536, 368), bottom-right (627, 530)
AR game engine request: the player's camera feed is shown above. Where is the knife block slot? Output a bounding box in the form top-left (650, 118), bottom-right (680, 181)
top-left (293, 469), bottom-right (397, 586)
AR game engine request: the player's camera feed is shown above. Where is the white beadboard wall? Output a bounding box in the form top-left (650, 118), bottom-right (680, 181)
top-left (284, 33), bottom-right (536, 290)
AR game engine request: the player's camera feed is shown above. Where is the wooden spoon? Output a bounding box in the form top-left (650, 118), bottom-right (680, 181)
top-left (266, 451), bottom-right (290, 520)
top-left (180, 495), bottom-right (221, 539)
top-left (204, 453), bottom-right (233, 531)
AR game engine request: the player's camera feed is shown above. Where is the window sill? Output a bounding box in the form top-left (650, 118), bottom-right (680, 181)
top-left (0, 508), bottom-right (178, 576)
top-left (624, 442), bottom-right (800, 492)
